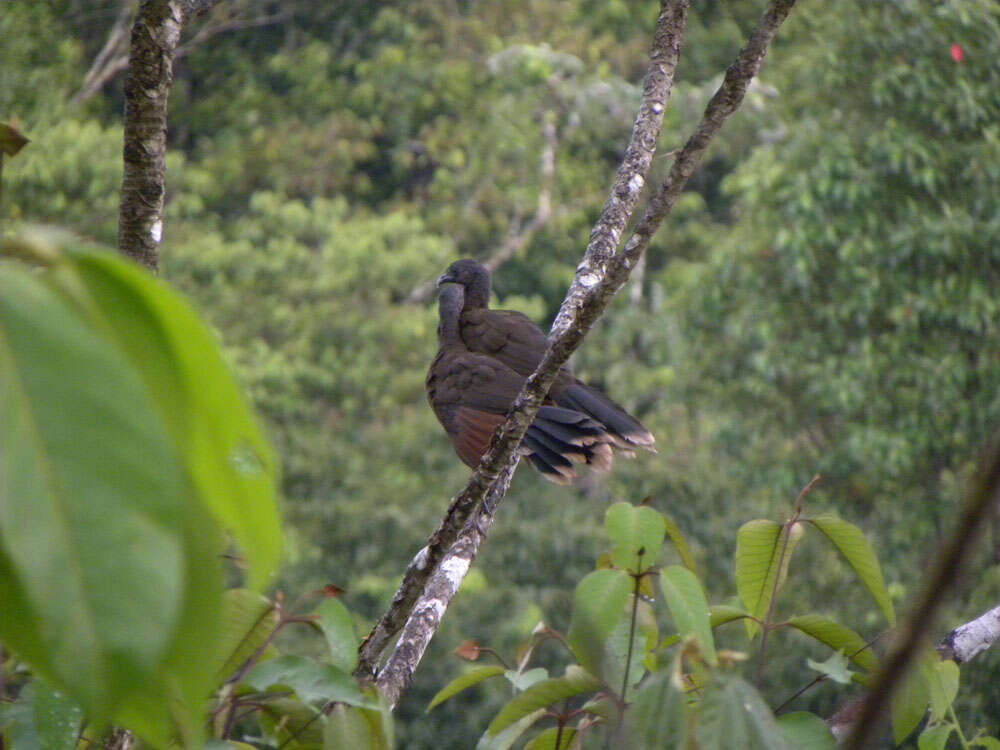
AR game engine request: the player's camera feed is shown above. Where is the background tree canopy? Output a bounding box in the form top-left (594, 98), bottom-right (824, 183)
top-left (2, 0), bottom-right (999, 745)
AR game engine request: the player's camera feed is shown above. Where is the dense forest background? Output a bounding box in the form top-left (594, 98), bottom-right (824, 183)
top-left (3, 0), bottom-right (1000, 745)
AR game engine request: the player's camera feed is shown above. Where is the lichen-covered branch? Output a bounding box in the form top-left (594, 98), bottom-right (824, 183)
top-left (375, 464), bottom-right (516, 707)
top-left (845, 429), bottom-right (1000, 748)
top-left (118, 0), bottom-right (186, 270)
top-left (354, 0), bottom-right (691, 683)
top-left (938, 604), bottom-right (1000, 664)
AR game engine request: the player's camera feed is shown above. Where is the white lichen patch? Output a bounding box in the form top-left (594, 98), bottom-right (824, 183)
top-left (441, 555), bottom-right (471, 587)
top-left (150, 219), bottom-right (162, 243)
top-left (628, 173), bottom-right (645, 193)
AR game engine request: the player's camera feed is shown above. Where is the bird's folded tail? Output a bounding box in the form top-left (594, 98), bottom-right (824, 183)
top-left (557, 383), bottom-right (656, 453)
top-left (522, 406), bottom-right (615, 484)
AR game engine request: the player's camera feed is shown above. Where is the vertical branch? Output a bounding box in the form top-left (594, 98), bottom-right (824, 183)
top-left (118, 0), bottom-right (186, 271)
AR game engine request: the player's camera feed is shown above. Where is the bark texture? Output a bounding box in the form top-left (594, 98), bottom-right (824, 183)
top-left (939, 604), bottom-right (1000, 664)
top-left (118, 0), bottom-right (186, 271)
top-left (360, 0), bottom-right (800, 705)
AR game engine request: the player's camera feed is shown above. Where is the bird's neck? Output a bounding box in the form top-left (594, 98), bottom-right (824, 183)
top-left (464, 279), bottom-right (490, 310)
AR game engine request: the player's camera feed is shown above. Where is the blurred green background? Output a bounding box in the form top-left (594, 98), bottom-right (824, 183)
top-left (3, 0), bottom-right (1000, 745)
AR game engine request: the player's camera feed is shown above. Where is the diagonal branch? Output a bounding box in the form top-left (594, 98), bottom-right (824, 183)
top-left (844, 428), bottom-right (1000, 749)
top-left (355, 0), bottom-right (691, 685)
top-left (360, 0), bottom-right (800, 707)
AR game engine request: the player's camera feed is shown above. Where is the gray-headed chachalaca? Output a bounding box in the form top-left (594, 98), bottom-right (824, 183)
top-left (427, 262), bottom-right (654, 483)
top-left (428, 282), bottom-right (613, 483)
top-left (438, 259), bottom-right (655, 452)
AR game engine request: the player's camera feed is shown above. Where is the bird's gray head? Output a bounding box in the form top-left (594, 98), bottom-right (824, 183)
top-left (436, 259), bottom-right (491, 308)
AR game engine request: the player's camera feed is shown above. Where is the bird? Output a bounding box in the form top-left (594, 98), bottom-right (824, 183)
top-left (427, 281), bottom-right (614, 484)
top-left (435, 259), bottom-right (655, 456)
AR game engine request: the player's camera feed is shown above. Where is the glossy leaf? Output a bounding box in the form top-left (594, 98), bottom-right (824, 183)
top-left (247, 655), bottom-right (370, 707)
top-left (566, 569), bottom-right (632, 681)
top-left (63, 249), bottom-right (282, 589)
top-left (504, 667), bottom-right (549, 692)
top-left (477, 709), bottom-right (546, 750)
top-left (605, 502), bottom-right (666, 572)
top-left (663, 513), bottom-right (698, 573)
top-left (891, 662), bottom-right (930, 746)
top-left (784, 614), bottom-right (878, 673)
top-left (735, 520), bottom-right (803, 638)
top-left (807, 515), bottom-right (895, 625)
top-left (660, 565), bottom-right (716, 664)
top-left (918, 724), bottom-right (953, 750)
top-left (487, 667), bottom-right (601, 736)
top-left (32, 682), bottom-right (83, 750)
top-left (710, 605), bottom-right (753, 629)
top-left (776, 712), bottom-right (837, 750)
top-left (428, 666), bottom-right (506, 711)
top-left (0, 267), bottom-right (190, 724)
top-left (626, 667), bottom-right (688, 747)
top-left (258, 697), bottom-right (324, 749)
top-left (315, 597), bottom-right (359, 673)
top-left (524, 726), bottom-right (577, 750)
top-left (927, 659), bottom-right (959, 722)
top-left (695, 676), bottom-right (788, 750)
top-left (806, 650), bottom-right (853, 684)
top-left (324, 703), bottom-right (391, 750)
top-left (218, 589), bottom-right (279, 679)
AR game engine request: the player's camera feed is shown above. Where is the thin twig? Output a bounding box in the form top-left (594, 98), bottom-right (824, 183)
top-left (755, 515), bottom-right (798, 686)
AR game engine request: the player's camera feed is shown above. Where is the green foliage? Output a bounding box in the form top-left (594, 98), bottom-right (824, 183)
top-left (4, 0), bottom-right (1000, 745)
top-left (435, 500), bottom-right (1000, 747)
top-left (660, 565), bottom-right (717, 665)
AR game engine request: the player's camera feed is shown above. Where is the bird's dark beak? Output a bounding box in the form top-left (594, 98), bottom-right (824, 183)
top-left (436, 272), bottom-right (457, 287)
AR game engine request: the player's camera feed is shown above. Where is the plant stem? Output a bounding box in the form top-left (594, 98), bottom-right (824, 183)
top-left (755, 515), bottom-right (799, 686)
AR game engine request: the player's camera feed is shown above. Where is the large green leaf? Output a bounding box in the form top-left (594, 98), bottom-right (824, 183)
top-left (566, 569), bottom-right (632, 681)
top-left (783, 614), bottom-right (878, 673)
top-left (487, 667), bottom-right (601, 736)
top-left (0, 681), bottom-right (82, 750)
top-left (695, 676), bottom-right (789, 750)
top-left (891, 661), bottom-right (930, 746)
top-left (806, 515), bottom-right (895, 625)
top-left (663, 513), bottom-right (698, 573)
top-left (477, 709), bottom-right (546, 750)
top-left (926, 659), bottom-right (959, 722)
top-left (0, 268), bottom-right (190, 722)
top-left (626, 667), bottom-right (688, 747)
top-left (62, 249), bottom-right (282, 589)
top-left (314, 598), bottom-right (359, 674)
top-left (735, 520), bottom-right (803, 638)
top-left (247, 655), bottom-right (371, 707)
top-left (258, 697), bottom-right (325, 749)
top-left (660, 565), bottom-right (716, 664)
top-left (710, 605), bottom-right (753, 629)
top-left (524, 726), bottom-right (577, 750)
top-left (217, 589), bottom-right (279, 680)
top-left (605, 502), bottom-right (667, 572)
top-left (324, 703), bottom-right (391, 750)
top-left (918, 724), bottom-right (953, 750)
top-left (776, 712), bottom-right (836, 750)
top-left (428, 666), bottom-right (506, 711)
